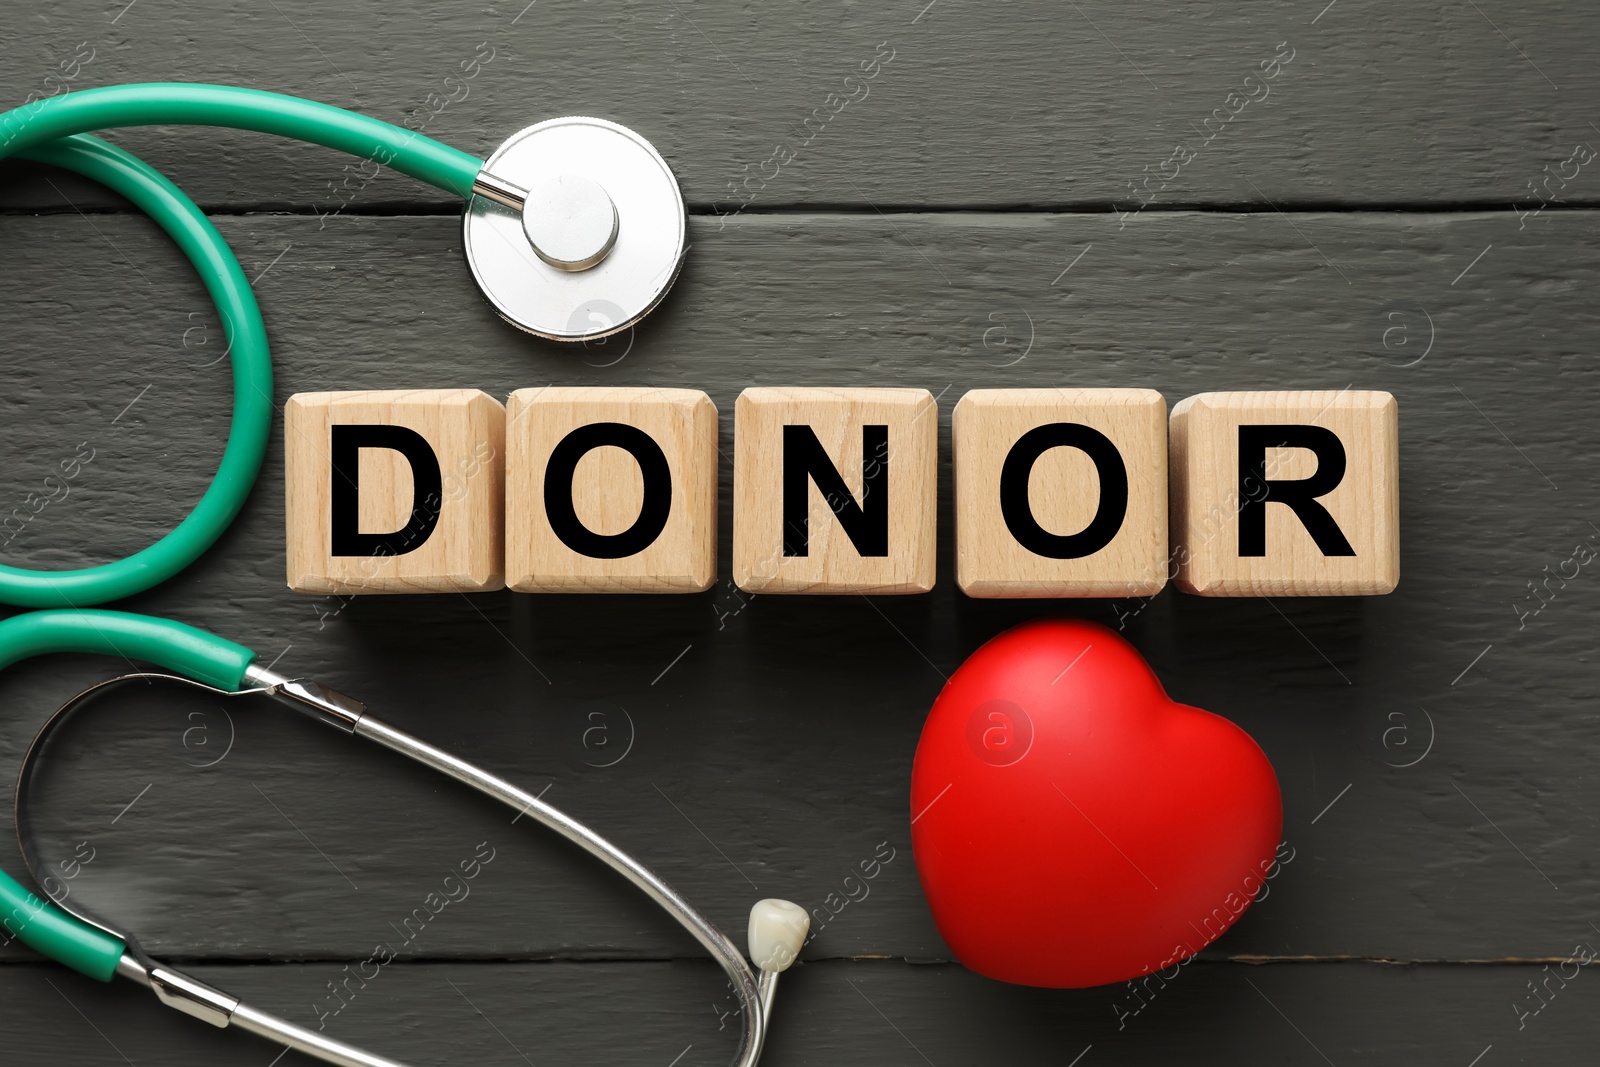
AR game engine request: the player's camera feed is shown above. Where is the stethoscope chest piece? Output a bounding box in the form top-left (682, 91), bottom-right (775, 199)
top-left (464, 117), bottom-right (686, 342)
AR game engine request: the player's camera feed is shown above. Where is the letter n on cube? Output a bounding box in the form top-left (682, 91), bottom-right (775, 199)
top-left (734, 387), bottom-right (937, 594)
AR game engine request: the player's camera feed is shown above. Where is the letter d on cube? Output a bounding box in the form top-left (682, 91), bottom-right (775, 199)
top-left (285, 390), bottom-right (506, 594)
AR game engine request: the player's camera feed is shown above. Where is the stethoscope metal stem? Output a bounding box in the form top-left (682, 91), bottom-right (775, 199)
top-left (759, 969), bottom-right (781, 1022)
top-left (112, 940), bottom-right (410, 1067)
top-left (231, 1001), bottom-right (411, 1067)
top-left (469, 169), bottom-right (528, 213)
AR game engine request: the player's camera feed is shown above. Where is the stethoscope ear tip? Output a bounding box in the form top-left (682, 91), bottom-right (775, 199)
top-left (748, 898), bottom-right (809, 973)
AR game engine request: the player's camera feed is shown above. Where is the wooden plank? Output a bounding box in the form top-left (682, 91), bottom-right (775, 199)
top-left (0, 210), bottom-right (1593, 974)
top-left (2, 1), bottom-right (1596, 211)
top-left (1, 959), bottom-right (1595, 1064)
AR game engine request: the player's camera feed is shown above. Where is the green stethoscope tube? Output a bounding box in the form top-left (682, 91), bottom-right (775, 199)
top-left (0, 85), bottom-right (475, 977)
top-left (0, 84), bottom-right (486, 607)
top-left (0, 610), bottom-right (256, 981)
top-left (1, 132), bottom-right (272, 608)
top-left (0, 869), bottom-right (124, 981)
top-left (3, 83), bottom-right (484, 197)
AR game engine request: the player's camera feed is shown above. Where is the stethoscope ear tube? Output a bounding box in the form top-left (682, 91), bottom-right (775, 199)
top-left (0, 610), bottom-right (256, 690)
top-left (0, 614), bottom-right (781, 1066)
top-left (0, 610), bottom-right (254, 979)
top-left (0, 867), bottom-right (124, 981)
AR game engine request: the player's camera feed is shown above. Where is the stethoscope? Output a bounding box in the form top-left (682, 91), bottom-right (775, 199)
top-left (0, 84), bottom-right (802, 1066)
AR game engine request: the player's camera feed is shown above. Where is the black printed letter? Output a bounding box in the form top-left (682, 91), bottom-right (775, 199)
top-left (782, 425), bottom-right (888, 557)
top-left (1237, 424), bottom-right (1355, 557)
top-left (330, 425), bottom-right (442, 556)
top-left (999, 423), bottom-right (1128, 558)
top-left (544, 423), bottom-right (672, 559)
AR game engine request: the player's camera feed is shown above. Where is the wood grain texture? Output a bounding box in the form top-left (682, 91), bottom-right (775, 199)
top-left (2, 959), bottom-right (1596, 1065)
top-left (6, 2), bottom-right (1596, 1062)
top-left (505, 387), bottom-right (718, 593)
top-left (4, 1), bottom-right (1599, 213)
top-left (954, 388), bottom-right (1168, 598)
top-left (284, 389), bottom-right (506, 594)
top-left (1, 55), bottom-right (1598, 1058)
top-left (734, 387), bottom-right (937, 594)
top-left (1171, 390), bottom-right (1400, 596)
top-left (0, 210), bottom-right (1594, 970)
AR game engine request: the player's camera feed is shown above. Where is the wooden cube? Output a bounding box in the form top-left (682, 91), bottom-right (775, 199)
top-left (954, 389), bottom-right (1168, 598)
top-left (504, 387), bottom-right (718, 593)
top-left (1171, 390), bottom-right (1399, 596)
top-left (734, 387), bottom-right (937, 594)
top-left (285, 390), bottom-right (505, 594)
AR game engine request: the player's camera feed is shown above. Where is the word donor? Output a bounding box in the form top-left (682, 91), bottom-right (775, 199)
top-left (283, 386), bottom-right (1399, 598)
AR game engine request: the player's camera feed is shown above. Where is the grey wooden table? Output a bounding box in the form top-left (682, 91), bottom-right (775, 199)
top-left (2, 2), bottom-right (1597, 1064)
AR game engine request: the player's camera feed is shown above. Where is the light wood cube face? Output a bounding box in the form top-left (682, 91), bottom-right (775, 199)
top-left (504, 387), bottom-right (718, 593)
top-left (285, 390), bottom-right (506, 594)
top-left (1171, 390), bottom-right (1399, 596)
top-left (734, 387), bottom-right (937, 594)
top-left (953, 389), bottom-right (1168, 598)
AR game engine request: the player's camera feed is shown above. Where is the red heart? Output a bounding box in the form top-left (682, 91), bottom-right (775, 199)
top-left (910, 619), bottom-right (1282, 988)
